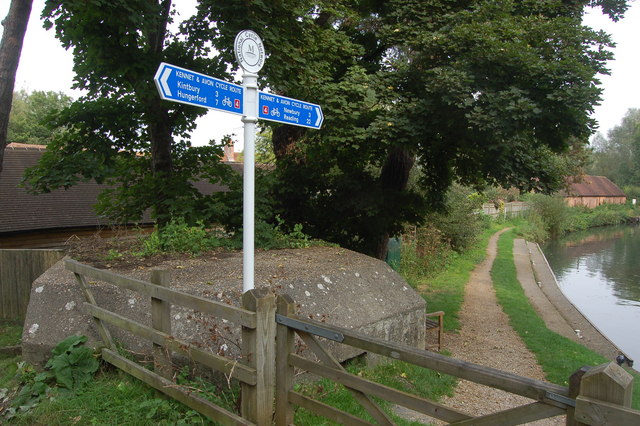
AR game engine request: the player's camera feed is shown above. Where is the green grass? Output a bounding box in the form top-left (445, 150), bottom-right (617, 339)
top-left (412, 221), bottom-right (507, 331)
top-left (0, 323), bottom-right (22, 348)
top-left (492, 229), bottom-right (640, 408)
top-left (6, 365), bottom-right (221, 425)
top-left (293, 357), bottom-right (456, 425)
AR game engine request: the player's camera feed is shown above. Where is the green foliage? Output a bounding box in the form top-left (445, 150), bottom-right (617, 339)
top-left (6, 335), bottom-right (99, 419)
top-left (9, 369), bottom-right (213, 425)
top-left (0, 322), bottom-right (22, 348)
top-left (426, 185), bottom-right (486, 252)
top-left (524, 194), bottom-right (570, 240)
top-left (8, 89), bottom-right (73, 145)
top-left (588, 108), bottom-right (640, 187)
top-left (401, 222), bottom-right (505, 332)
top-left (44, 335), bottom-right (99, 392)
top-left (520, 198), bottom-right (636, 242)
top-left (191, 0), bottom-right (626, 258)
top-left (140, 219), bottom-right (213, 255)
top-left (24, 0), bottom-right (235, 225)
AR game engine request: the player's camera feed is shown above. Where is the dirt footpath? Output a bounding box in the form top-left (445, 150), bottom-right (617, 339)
top-left (434, 229), bottom-right (565, 425)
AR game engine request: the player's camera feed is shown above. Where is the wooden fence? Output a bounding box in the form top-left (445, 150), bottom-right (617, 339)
top-left (66, 259), bottom-right (275, 426)
top-left (482, 202), bottom-right (530, 219)
top-left (0, 249), bottom-right (64, 321)
top-left (67, 260), bottom-right (639, 425)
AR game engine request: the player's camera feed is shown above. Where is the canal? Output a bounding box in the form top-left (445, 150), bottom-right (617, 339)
top-left (541, 224), bottom-right (640, 363)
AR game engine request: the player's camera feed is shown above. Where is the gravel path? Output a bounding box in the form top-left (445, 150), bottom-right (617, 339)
top-left (398, 229), bottom-right (565, 424)
top-left (434, 228), bottom-right (565, 425)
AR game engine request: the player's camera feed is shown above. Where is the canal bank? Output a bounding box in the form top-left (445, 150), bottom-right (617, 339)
top-left (513, 238), bottom-right (632, 368)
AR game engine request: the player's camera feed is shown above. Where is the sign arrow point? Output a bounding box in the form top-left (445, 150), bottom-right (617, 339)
top-left (315, 106), bottom-right (323, 127)
top-left (160, 67), bottom-right (172, 97)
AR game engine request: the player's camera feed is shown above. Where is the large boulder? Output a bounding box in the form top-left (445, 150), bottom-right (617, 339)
top-left (22, 246), bottom-right (426, 367)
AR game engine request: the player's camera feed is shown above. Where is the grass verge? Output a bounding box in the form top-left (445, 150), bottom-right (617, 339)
top-left (492, 229), bottom-right (640, 408)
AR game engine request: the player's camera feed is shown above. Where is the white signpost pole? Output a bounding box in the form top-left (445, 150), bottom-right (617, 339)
top-left (241, 71), bottom-right (258, 293)
top-left (235, 30), bottom-right (265, 293)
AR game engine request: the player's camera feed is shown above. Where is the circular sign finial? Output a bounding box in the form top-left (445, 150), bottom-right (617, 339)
top-left (234, 30), bottom-right (265, 74)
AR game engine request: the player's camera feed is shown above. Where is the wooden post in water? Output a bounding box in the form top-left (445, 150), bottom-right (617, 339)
top-left (241, 288), bottom-right (276, 425)
top-left (574, 362), bottom-right (634, 425)
top-left (150, 269), bottom-right (172, 380)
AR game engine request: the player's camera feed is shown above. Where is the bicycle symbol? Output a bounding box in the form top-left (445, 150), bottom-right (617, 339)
top-left (271, 108), bottom-right (281, 117)
top-left (222, 97), bottom-right (232, 107)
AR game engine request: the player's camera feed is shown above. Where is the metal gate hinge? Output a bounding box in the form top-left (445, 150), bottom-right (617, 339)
top-left (276, 314), bottom-right (344, 343)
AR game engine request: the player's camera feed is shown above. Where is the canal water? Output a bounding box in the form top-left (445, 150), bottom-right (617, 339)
top-left (541, 225), bottom-right (640, 363)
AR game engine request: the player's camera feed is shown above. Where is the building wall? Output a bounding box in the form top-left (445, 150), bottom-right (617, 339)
top-left (564, 196), bottom-right (627, 208)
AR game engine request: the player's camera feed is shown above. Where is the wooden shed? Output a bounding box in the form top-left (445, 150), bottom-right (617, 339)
top-left (560, 175), bottom-right (626, 208)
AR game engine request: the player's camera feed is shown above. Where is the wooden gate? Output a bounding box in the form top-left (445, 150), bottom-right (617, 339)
top-left (275, 294), bottom-right (639, 425)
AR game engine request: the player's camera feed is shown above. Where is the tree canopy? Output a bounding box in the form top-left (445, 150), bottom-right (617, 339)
top-left (25, 0), bottom-right (237, 225)
top-left (588, 108), bottom-right (640, 187)
top-left (24, 0), bottom-right (632, 258)
top-left (193, 0), bottom-right (628, 257)
top-left (8, 89), bottom-right (73, 145)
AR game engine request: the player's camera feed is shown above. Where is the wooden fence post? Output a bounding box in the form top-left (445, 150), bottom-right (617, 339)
top-left (566, 366), bottom-right (590, 426)
top-left (241, 288), bottom-right (276, 425)
top-left (275, 294), bottom-right (296, 425)
top-left (574, 362), bottom-right (634, 425)
top-left (150, 269), bottom-right (172, 380)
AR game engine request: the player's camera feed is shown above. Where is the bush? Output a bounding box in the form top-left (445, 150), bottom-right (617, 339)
top-left (400, 225), bottom-right (452, 283)
top-left (525, 194), bottom-right (570, 239)
top-left (427, 184), bottom-right (486, 252)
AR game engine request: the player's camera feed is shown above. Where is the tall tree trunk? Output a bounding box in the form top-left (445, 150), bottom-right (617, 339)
top-left (144, 0), bottom-right (172, 225)
top-left (0, 0), bottom-right (33, 173)
top-left (374, 145), bottom-right (415, 260)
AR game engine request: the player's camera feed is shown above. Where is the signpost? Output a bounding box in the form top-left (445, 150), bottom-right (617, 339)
top-left (154, 62), bottom-right (243, 115)
top-left (154, 30), bottom-right (323, 293)
top-left (258, 92), bottom-right (323, 129)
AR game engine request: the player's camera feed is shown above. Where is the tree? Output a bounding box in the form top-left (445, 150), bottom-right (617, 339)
top-left (195, 0), bottom-right (629, 258)
top-left (0, 0), bottom-right (33, 173)
top-left (588, 108), bottom-right (640, 186)
top-left (8, 89), bottom-right (73, 145)
top-left (24, 0), bottom-right (235, 226)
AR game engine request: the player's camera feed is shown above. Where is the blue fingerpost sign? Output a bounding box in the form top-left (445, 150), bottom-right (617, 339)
top-left (258, 92), bottom-right (324, 129)
top-left (154, 62), bottom-right (243, 115)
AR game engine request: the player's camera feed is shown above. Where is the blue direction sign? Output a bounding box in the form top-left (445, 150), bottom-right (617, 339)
top-left (258, 92), bottom-right (323, 129)
top-left (154, 62), bottom-right (243, 115)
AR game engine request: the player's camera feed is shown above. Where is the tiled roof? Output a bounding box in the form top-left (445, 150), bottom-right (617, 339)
top-left (562, 175), bottom-right (626, 197)
top-left (0, 145), bottom-right (242, 234)
top-left (0, 145), bottom-right (119, 234)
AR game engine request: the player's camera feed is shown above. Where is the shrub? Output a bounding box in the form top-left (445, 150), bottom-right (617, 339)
top-left (525, 194), bottom-right (570, 238)
top-left (427, 184), bottom-right (486, 252)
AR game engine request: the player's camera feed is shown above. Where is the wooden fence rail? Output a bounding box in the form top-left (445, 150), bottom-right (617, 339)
top-left (65, 259), bottom-right (275, 426)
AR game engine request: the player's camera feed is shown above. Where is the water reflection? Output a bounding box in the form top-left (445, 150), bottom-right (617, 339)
top-left (541, 225), bottom-right (640, 362)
